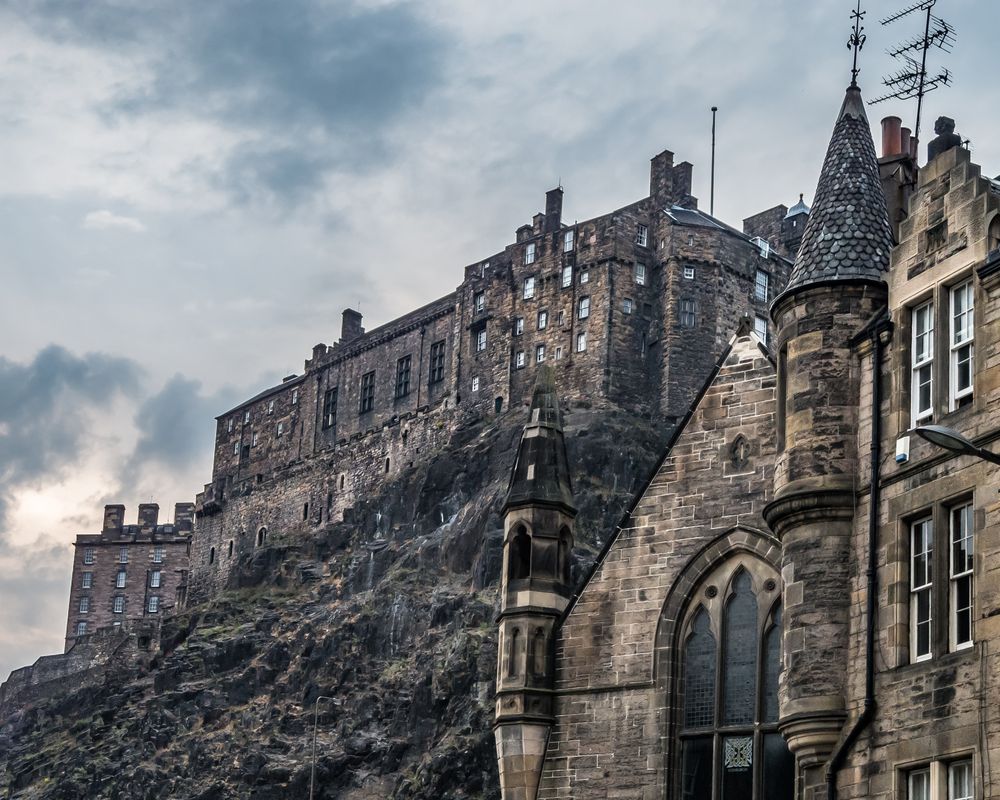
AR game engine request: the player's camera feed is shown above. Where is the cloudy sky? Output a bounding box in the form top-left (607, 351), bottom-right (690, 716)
top-left (0, 0), bottom-right (994, 680)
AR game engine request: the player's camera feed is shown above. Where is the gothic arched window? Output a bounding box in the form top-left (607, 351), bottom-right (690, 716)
top-left (677, 559), bottom-right (793, 800)
top-left (509, 526), bottom-right (531, 581)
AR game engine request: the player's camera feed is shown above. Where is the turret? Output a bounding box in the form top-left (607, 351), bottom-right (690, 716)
top-left (764, 83), bottom-right (892, 797)
top-left (494, 367), bottom-right (576, 800)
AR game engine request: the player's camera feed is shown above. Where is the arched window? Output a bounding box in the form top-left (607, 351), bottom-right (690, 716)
top-left (227, 540), bottom-right (234, 558)
top-left (677, 560), bottom-right (793, 800)
top-left (558, 527), bottom-right (573, 584)
top-left (257, 527), bottom-right (267, 547)
top-left (209, 547), bottom-right (216, 565)
top-left (508, 526), bottom-right (531, 581)
top-left (508, 627), bottom-right (521, 677)
top-left (531, 628), bottom-right (546, 677)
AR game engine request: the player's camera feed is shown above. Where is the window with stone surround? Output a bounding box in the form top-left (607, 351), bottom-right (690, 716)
top-left (635, 263), bottom-right (646, 285)
top-left (636, 224), bottom-right (648, 247)
top-left (578, 296), bottom-right (590, 320)
top-left (147, 596), bottom-right (160, 614)
top-left (680, 298), bottom-right (697, 328)
top-left (116, 569), bottom-right (126, 589)
top-left (950, 280), bottom-right (974, 409)
top-left (429, 341), bottom-right (446, 384)
top-left (153, 546), bottom-right (164, 563)
top-left (580, 269), bottom-right (589, 284)
top-left (561, 266), bottom-right (572, 288)
top-left (754, 269), bottom-right (770, 302)
top-left (576, 331), bottom-right (587, 352)
top-left (359, 371), bottom-right (376, 414)
top-left (474, 291), bottom-right (485, 313)
top-left (471, 376), bottom-right (480, 392)
top-left (475, 326), bottom-right (487, 352)
top-left (76, 622), bottom-right (87, 637)
top-left (523, 276), bottom-right (536, 299)
top-left (677, 556), bottom-right (791, 800)
top-left (322, 387), bottom-right (338, 429)
top-left (78, 596), bottom-right (90, 614)
top-left (537, 310), bottom-right (548, 330)
top-left (911, 300), bottom-right (935, 423)
top-left (113, 595), bottom-right (125, 614)
top-left (754, 315), bottom-right (768, 344)
top-left (535, 344), bottom-right (545, 364)
top-left (119, 547), bottom-right (128, 564)
top-left (81, 571), bottom-right (92, 589)
top-left (524, 243), bottom-right (535, 265)
top-left (395, 355), bottom-right (411, 399)
top-left (83, 547), bottom-right (95, 565)
top-left (150, 570), bottom-right (161, 589)
top-left (623, 298), bottom-right (633, 315)
top-left (906, 759), bottom-right (974, 800)
top-left (514, 317), bottom-right (524, 336)
top-left (515, 351), bottom-right (525, 369)
top-left (563, 230), bottom-right (574, 252)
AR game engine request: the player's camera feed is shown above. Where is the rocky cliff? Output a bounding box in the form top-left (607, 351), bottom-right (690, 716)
top-left (0, 402), bottom-right (666, 799)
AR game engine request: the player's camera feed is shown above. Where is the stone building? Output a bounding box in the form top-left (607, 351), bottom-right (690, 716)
top-left (64, 503), bottom-right (193, 651)
top-left (494, 80), bottom-right (1000, 800)
top-left (189, 148), bottom-right (801, 602)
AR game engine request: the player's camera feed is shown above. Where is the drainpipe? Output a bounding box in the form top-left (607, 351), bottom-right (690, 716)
top-left (826, 320), bottom-right (889, 800)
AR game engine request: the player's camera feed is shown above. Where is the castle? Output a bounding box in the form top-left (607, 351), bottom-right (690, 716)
top-left (493, 81), bottom-right (1000, 800)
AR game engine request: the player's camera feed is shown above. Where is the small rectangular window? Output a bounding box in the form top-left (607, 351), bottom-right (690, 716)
top-left (636, 224), bottom-right (648, 247)
top-left (911, 517), bottom-right (933, 662)
top-left (395, 355), bottom-right (412, 399)
top-left (429, 341), bottom-right (446, 384)
top-left (153, 546), bottom-right (164, 564)
top-left (557, 310), bottom-right (565, 327)
top-left (244, 410), bottom-right (250, 424)
top-left (561, 266), bottom-right (572, 288)
top-left (474, 291), bottom-right (485, 313)
top-left (227, 418), bottom-right (234, 433)
top-left (563, 230), bottom-right (574, 252)
top-left (537, 310), bottom-right (548, 330)
top-left (471, 376), bottom-right (480, 392)
top-left (514, 317), bottom-right (524, 336)
top-left (116, 569), bottom-right (127, 589)
top-left (950, 280), bottom-right (974, 408)
top-left (524, 243), bottom-right (536, 265)
top-left (755, 269), bottom-right (770, 302)
top-left (292, 388), bottom-right (298, 405)
top-left (150, 570), bottom-right (161, 588)
top-left (113, 595), bottom-right (125, 614)
top-left (684, 266), bottom-right (696, 280)
top-left (82, 571), bottom-right (93, 589)
top-left (576, 331), bottom-right (587, 352)
top-left (950, 502), bottom-right (974, 650)
top-left (83, 547), bottom-right (95, 565)
top-left (580, 269), bottom-right (589, 284)
top-left (78, 596), bottom-right (90, 613)
top-left (148, 596), bottom-right (160, 614)
top-left (949, 760), bottom-right (973, 800)
top-left (912, 300), bottom-right (934, 423)
top-left (476, 327), bottom-right (487, 352)
top-left (578, 296), bottom-right (590, 320)
top-left (76, 621), bottom-right (88, 637)
top-left (754, 315), bottom-right (769, 344)
top-left (635, 263), bottom-right (646, 286)
top-left (323, 387), bottom-right (338, 429)
top-left (523, 276), bottom-right (536, 299)
top-left (119, 547), bottom-right (129, 564)
top-left (536, 344), bottom-right (546, 363)
top-left (680, 299), bottom-right (697, 328)
top-left (515, 351), bottom-right (526, 369)
top-left (267, 400), bottom-right (274, 415)
top-left (276, 421), bottom-right (284, 437)
top-left (252, 432), bottom-right (259, 447)
top-left (555, 346), bottom-right (563, 360)
top-left (359, 371), bottom-right (376, 414)
top-left (908, 767), bottom-right (930, 800)
top-left (233, 440), bottom-right (239, 455)
top-left (623, 298), bottom-right (633, 315)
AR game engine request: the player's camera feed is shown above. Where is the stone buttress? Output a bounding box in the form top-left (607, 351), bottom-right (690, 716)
top-left (495, 367), bottom-right (576, 800)
top-left (764, 83), bottom-right (893, 799)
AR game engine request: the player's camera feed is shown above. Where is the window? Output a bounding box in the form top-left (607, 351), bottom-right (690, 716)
top-left (909, 768), bottom-right (930, 800)
top-left (561, 266), bottom-right (573, 288)
top-left (684, 266), bottom-right (696, 280)
top-left (912, 301), bottom-right (934, 423)
top-left (81, 571), bottom-right (93, 589)
top-left (116, 569), bottom-right (127, 589)
top-left (395, 355), bottom-right (412, 399)
top-left (537, 310), bottom-right (548, 330)
top-left (323, 387), bottom-right (338, 430)
top-left (267, 400), bottom-right (274, 415)
top-left (153, 546), bottom-right (164, 563)
top-left (429, 341), bottom-right (446, 384)
top-left (950, 502), bottom-right (974, 650)
top-left (83, 547), bottom-right (95, 565)
top-left (233, 440), bottom-right (239, 456)
top-left (474, 291), bottom-right (485, 313)
top-left (536, 344), bottom-right (546, 363)
top-left (523, 276), bottom-right (536, 299)
top-left (555, 346), bottom-right (563, 360)
top-left (76, 622), bottom-right (87, 637)
top-left (579, 269), bottom-right (589, 284)
top-left (623, 298), bottom-right (633, 315)
top-left (910, 517), bottom-right (934, 661)
top-left (359, 371), bottom-right (376, 414)
top-left (119, 547), bottom-right (128, 564)
top-left (113, 596), bottom-right (125, 614)
top-left (680, 299), bottom-right (697, 328)
top-left (578, 296), bottom-right (590, 320)
top-left (950, 760), bottom-right (973, 800)
top-left (78, 596), bottom-right (90, 614)
top-left (150, 570), bottom-right (161, 589)
top-left (515, 351), bottom-right (526, 369)
top-left (476, 327), bottom-right (487, 352)
top-left (755, 269), bottom-right (770, 302)
top-left (472, 376), bottom-right (480, 392)
top-left (481, 261), bottom-right (490, 277)
top-left (252, 432), bottom-right (259, 447)
top-left (524, 243), bottom-right (536, 265)
top-left (227, 418), bottom-right (234, 433)
top-left (950, 281), bottom-right (974, 408)
top-left (754, 315), bottom-right (768, 344)
top-left (563, 230), bottom-right (574, 252)
top-left (514, 317), bottom-right (524, 336)
top-left (148, 596), bottom-right (160, 614)
top-left (557, 310), bottom-right (565, 327)
top-left (576, 332), bottom-right (587, 352)
top-left (677, 566), bottom-right (792, 800)
top-left (636, 224), bottom-right (648, 247)
top-left (635, 263), bottom-right (646, 286)
top-left (292, 388), bottom-right (298, 405)
top-left (276, 421), bottom-right (284, 437)
top-left (244, 410), bottom-right (250, 424)
top-left (209, 546), bottom-right (216, 564)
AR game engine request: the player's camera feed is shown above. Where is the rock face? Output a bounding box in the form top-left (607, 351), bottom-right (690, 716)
top-left (0, 403), bottom-right (665, 799)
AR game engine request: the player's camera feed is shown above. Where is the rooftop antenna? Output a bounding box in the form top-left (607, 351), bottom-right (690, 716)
top-left (710, 106), bottom-right (718, 216)
top-left (847, 0), bottom-right (867, 88)
top-left (871, 0), bottom-right (956, 154)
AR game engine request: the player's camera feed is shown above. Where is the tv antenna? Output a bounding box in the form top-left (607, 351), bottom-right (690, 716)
top-left (871, 0), bottom-right (956, 152)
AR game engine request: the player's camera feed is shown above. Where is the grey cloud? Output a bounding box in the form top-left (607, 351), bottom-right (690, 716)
top-left (0, 346), bottom-right (144, 532)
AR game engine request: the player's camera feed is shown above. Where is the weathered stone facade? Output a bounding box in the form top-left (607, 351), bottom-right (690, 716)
top-left (190, 148), bottom-right (797, 602)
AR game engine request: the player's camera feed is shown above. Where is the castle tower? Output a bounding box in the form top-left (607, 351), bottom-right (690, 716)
top-left (764, 84), bottom-right (892, 798)
top-left (495, 367), bottom-right (576, 800)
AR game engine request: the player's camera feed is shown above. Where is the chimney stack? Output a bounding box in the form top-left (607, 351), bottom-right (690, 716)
top-left (174, 502), bottom-right (196, 533)
top-left (340, 309), bottom-right (364, 344)
top-left (138, 503), bottom-right (159, 530)
top-left (881, 116), bottom-right (903, 158)
top-left (102, 504), bottom-right (125, 535)
top-left (544, 187), bottom-right (563, 233)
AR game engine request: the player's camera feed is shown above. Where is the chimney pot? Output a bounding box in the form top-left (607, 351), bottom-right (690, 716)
top-left (900, 127), bottom-right (912, 159)
top-left (881, 116), bottom-right (903, 158)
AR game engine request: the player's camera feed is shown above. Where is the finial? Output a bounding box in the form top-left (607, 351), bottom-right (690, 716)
top-left (847, 0), bottom-right (867, 88)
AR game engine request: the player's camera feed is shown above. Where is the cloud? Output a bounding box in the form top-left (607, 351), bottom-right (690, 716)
top-left (0, 346), bottom-right (144, 533)
top-left (82, 209), bottom-right (147, 232)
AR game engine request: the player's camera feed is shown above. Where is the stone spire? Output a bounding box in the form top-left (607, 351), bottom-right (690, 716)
top-left (504, 366), bottom-right (575, 516)
top-left (776, 85), bottom-right (893, 301)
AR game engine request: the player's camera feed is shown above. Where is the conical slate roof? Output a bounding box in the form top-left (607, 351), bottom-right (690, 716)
top-left (777, 85), bottom-right (893, 299)
top-left (504, 366), bottom-right (576, 515)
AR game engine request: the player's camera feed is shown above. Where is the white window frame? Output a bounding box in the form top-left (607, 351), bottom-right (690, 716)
top-left (515, 351), bottom-right (526, 369)
top-left (116, 569), bottom-right (127, 589)
top-left (950, 502), bottom-right (974, 651)
top-left (536, 344), bottom-right (546, 364)
top-left (754, 269), bottom-right (770, 301)
top-left (623, 298), bottom-right (633, 315)
top-left (578, 296), bottom-right (590, 320)
top-left (523, 276), bottom-right (536, 299)
top-left (227, 418), bottom-right (234, 433)
top-left (267, 400), bottom-right (274, 415)
top-left (754, 315), bottom-right (769, 344)
top-left (148, 596), bottom-right (160, 614)
top-left (911, 300), bottom-right (935, 423)
top-left (153, 546), bottom-right (164, 564)
top-left (471, 376), bottom-right (480, 392)
top-left (561, 266), bottom-right (572, 288)
top-left (514, 317), bottom-right (524, 336)
top-left (244, 410), bottom-right (250, 424)
top-left (150, 570), bottom-right (162, 589)
top-left (78, 596), bottom-right (90, 614)
top-left (537, 310), bottom-right (548, 330)
top-left (292, 388), bottom-right (298, 405)
top-left (83, 547), bottom-right (95, 565)
top-left (910, 517), bottom-right (934, 662)
top-left (684, 266), bottom-right (696, 280)
top-left (908, 767), bottom-right (931, 800)
top-left (475, 291), bottom-right (485, 313)
top-left (555, 346), bottom-right (563, 360)
top-left (119, 546), bottom-right (129, 564)
top-left (949, 280), bottom-right (974, 409)
top-left (524, 243), bottom-right (536, 265)
top-left (636, 224), bottom-right (648, 247)
top-left (113, 596), bottom-right (125, 614)
top-left (476, 328), bottom-right (487, 352)
top-left (580, 269), bottom-right (589, 284)
top-left (81, 571), bottom-right (93, 589)
top-left (949, 760), bottom-right (973, 800)
top-left (557, 310), bottom-right (565, 327)
top-left (276, 422), bottom-right (284, 437)
top-left (233, 440), bottom-right (240, 456)
top-left (635, 263), bottom-right (646, 286)
top-left (576, 332), bottom-right (587, 352)
top-left (252, 432), bottom-right (259, 447)
top-left (76, 622), bottom-right (88, 637)
top-left (563, 230), bottom-right (574, 252)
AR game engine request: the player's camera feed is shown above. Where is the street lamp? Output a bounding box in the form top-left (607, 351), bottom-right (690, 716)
top-left (913, 425), bottom-right (1000, 466)
top-left (309, 694), bottom-right (340, 800)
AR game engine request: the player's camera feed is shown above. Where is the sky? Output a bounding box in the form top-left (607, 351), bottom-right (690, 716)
top-left (0, 0), bottom-right (995, 681)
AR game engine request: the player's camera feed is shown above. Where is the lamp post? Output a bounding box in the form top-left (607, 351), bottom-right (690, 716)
top-left (913, 425), bottom-right (1000, 466)
top-left (309, 694), bottom-right (340, 800)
